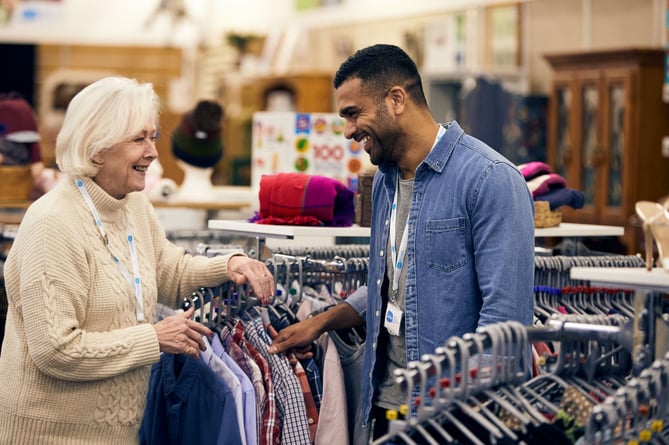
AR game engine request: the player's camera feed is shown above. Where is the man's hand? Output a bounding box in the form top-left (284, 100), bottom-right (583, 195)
top-left (268, 316), bottom-right (324, 355)
top-left (268, 302), bottom-right (364, 355)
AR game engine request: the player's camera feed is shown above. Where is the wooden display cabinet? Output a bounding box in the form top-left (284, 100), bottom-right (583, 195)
top-left (544, 48), bottom-right (669, 254)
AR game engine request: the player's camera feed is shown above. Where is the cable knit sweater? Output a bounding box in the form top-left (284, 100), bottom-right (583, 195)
top-left (0, 177), bottom-right (237, 444)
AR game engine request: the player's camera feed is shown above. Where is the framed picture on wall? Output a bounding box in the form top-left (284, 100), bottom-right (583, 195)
top-left (484, 3), bottom-right (521, 71)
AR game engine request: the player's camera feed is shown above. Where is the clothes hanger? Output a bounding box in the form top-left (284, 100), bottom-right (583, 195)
top-left (441, 336), bottom-right (506, 443)
top-left (473, 324), bottom-right (535, 435)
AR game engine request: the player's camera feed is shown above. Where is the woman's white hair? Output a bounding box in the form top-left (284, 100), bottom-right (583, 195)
top-left (56, 76), bottom-right (160, 177)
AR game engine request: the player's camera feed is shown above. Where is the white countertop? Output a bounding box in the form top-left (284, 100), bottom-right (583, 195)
top-left (570, 267), bottom-right (669, 292)
top-left (208, 220), bottom-right (624, 240)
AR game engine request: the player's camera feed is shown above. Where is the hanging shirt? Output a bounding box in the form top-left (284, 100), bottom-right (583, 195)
top-left (139, 353), bottom-right (242, 445)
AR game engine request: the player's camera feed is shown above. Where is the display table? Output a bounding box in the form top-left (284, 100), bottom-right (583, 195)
top-left (207, 220), bottom-right (371, 258)
top-left (571, 265), bottom-right (669, 369)
top-left (207, 220), bottom-right (624, 259)
top-left (570, 267), bottom-right (669, 292)
top-left (534, 223), bottom-right (624, 238)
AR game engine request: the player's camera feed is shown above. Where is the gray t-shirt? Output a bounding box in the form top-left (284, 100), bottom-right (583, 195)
top-left (376, 176), bottom-right (413, 409)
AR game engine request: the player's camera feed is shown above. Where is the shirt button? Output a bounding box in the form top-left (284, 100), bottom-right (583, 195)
top-left (375, 310), bottom-right (380, 317)
top-left (379, 250), bottom-right (384, 257)
top-left (308, 418), bottom-right (314, 424)
top-left (385, 219), bottom-right (389, 226)
top-left (372, 342), bottom-right (376, 349)
top-left (377, 279), bottom-right (382, 286)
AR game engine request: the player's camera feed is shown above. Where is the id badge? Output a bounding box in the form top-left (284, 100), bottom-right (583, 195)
top-left (384, 302), bottom-right (403, 336)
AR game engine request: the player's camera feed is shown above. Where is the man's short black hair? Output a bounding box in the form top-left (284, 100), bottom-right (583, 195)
top-left (333, 44), bottom-right (427, 107)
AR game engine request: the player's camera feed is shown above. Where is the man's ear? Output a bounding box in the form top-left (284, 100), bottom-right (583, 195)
top-left (387, 86), bottom-right (407, 114)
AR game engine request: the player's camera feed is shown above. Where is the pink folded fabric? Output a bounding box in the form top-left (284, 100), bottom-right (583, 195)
top-left (516, 161), bottom-right (552, 180)
top-left (251, 173), bottom-right (355, 226)
top-left (526, 173), bottom-right (567, 198)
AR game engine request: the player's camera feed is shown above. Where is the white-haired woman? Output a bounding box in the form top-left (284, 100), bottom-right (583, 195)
top-left (0, 76), bottom-right (274, 444)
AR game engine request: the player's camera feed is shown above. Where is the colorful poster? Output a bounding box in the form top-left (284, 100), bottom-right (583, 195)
top-left (251, 111), bottom-right (370, 194)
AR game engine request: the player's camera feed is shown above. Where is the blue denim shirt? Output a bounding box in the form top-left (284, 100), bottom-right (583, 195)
top-left (345, 121), bottom-right (535, 427)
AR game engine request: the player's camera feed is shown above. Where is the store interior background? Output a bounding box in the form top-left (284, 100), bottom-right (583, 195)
top-left (0, 0), bottom-right (667, 253)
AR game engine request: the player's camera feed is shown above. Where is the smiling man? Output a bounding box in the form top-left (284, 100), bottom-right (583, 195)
top-left (269, 44), bottom-right (536, 443)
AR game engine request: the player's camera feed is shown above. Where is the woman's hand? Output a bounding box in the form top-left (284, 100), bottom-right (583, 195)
top-left (153, 307), bottom-right (212, 358)
top-left (227, 255), bottom-right (274, 304)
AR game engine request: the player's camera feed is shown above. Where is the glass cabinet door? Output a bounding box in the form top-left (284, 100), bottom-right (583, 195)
top-left (606, 82), bottom-right (625, 208)
top-left (554, 85), bottom-right (572, 181)
top-left (579, 80), bottom-right (600, 212)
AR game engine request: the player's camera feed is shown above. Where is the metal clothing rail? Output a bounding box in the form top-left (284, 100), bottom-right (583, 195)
top-left (392, 316), bottom-right (632, 397)
top-left (534, 254), bottom-right (645, 288)
top-left (375, 315), bottom-right (633, 444)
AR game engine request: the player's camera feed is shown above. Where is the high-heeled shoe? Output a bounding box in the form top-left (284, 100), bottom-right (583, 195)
top-left (635, 200), bottom-right (669, 271)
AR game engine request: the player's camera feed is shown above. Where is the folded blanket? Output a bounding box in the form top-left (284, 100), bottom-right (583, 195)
top-left (535, 187), bottom-right (585, 210)
top-left (250, 173), bottom-right (355, 226)
top-left (517, 161), bottom-right (552, 181)
top-left (526, 173), bottom-right (567, 198)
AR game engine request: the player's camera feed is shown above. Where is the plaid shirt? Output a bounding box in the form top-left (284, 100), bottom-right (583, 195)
top-left (244, 318), bottom-right (312, 445)
top-left (221, 327), bottom-right (267, 445)
top-left (270, 309), bottom-right (324, 411)
top-left (232, 320), bottom-right (280, 445)
top-left (268, 324), bottom-right (320, 442)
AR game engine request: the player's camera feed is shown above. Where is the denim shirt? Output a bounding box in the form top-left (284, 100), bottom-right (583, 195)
top-left (345, 121), bottom-right (535, 427)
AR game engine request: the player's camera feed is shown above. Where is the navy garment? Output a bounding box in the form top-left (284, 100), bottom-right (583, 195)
top-left (140, 353), bottom-right (243, 445)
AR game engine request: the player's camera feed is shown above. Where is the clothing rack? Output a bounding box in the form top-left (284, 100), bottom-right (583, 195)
top-left (266, 253), bottom-right (369, 302)
top-left (534, 254), bottom-right (645, 288)
top-left (584, 351), bottom-right (669, 443)
top-left (374, 316), bottom-right (634, 444)
top-left (270, 244), bottom-right (371, 260)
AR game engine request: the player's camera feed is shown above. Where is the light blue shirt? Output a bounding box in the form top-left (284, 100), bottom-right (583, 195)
top-left (200, 337), bottom-right (247, 445)
top-left (345, 120), bottom-right (535, 427)
top-left (211, 333), bottom-right (258, 445)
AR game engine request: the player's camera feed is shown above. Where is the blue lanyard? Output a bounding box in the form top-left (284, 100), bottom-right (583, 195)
top-left (389, 180), bottom-right (409, 299)
top-left (75, 179), bottom-right (144, 322)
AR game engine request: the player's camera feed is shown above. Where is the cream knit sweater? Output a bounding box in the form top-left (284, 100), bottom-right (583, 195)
top-left (0, 177), bottom-right (236, 444)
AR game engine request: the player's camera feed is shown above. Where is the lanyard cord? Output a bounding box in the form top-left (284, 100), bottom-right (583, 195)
top-left (75, 179), bottom-right (144, 322)
top-left (388, 125), bottom-right (447, 303)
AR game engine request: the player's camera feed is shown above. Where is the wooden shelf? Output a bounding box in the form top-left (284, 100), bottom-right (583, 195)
top-left (151, 201), bottom-right (250, 211)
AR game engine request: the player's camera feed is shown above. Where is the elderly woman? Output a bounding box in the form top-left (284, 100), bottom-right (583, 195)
top-left (0, 76), bottom-right (274, 444)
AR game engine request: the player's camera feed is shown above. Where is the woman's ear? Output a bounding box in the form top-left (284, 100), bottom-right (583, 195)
top-left (91, 155), bottom-right (104, 166)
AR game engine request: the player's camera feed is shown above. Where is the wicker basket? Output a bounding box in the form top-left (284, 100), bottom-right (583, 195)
top-left (534, 200), bottom-right (562, 228)
top-left (0, 166), bottom-right (33, 201)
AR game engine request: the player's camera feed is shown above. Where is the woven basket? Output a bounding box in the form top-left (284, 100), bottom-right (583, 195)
top-left (534, 200), bottom-right (562, 228)
top-left (0, 166), bottom-right (33, 201)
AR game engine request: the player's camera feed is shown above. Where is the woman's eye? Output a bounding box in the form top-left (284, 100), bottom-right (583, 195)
top-left (132, 137), bottom-right (145, 144)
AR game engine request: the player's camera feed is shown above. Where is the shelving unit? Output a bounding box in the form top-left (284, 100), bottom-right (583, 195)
top-left (570, 265), bottom-right (669, 372)
top-left (534, 223), bottom-right (623, 238)
top-left (208, 220), bottom-right (371, 259)
top-left (207, 220), bottom-right (624, 259)
top-left (570, 267), bottom-right (669, 293)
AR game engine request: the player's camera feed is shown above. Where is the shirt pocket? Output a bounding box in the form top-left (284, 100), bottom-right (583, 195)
top-left (425, 217), bottom-right (467, 273)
